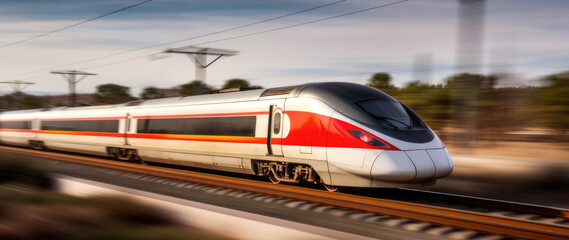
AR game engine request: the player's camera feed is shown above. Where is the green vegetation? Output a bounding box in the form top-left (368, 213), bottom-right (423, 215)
top-left (525, 72), bottom-right (569, 132)
top-left (19, 96), bottom-right (43, 109)
top-left (94, 83), bottom-right (137, 104)
top-left (180, 80), bottom-right (214, 96)
top-left (2, 69), bottom-right (567, 134)
top-left (140, 86), bottom-right (165, 99)
top-left (368, 71), bottom-right (569, 133)
top-left (0, 152), bottom-right (226, 240)
top-left (222, 78), bottom-right (249, 89)
top-left (0, 189), bottom-right (220, 240)
top-left (367, 72), bottom-right (395, 91)
top-left (222, 79), bottom-right (262, 90)
top-left (0, 153), bottom-right (52, 189)
top-left (0, 95), bottom-right (14, 109)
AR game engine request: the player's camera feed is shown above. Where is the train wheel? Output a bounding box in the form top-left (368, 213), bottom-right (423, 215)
top-left (323, 184), bottom-right (340, 192)
top-left (268, 172), bottom-right (281, 184)
top-left (131, 155), bottom-right (146, 165)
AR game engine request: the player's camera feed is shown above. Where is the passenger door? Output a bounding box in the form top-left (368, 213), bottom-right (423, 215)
top-left (123, 113), bottom-right (131, 145)
top-left (268, 101), bottom-right (285, 156)
top-left (32, 118), bottom-right (39, 140)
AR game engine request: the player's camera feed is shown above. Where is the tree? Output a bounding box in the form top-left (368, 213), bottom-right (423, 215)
top-left (180, 80), bottom-right (214, 96)
top-left (94, 84), bottom-right (137, 105)
top-left (445, 73), bottom-right (497, 89)
top-left (140, 87), bottom-right (165, 99)
top-left (19, 96), bottom-right (42, 109)
top-left (222, 79), bottom-right (249, 89)
top-left (221, 79), bottom-right (263, 90)
top-left (444, 73), bottom-right (502, 135)
top-left (526, 71), bottom-right (569, 131)
top-left (396, 81), bottom-right (449, 130)
top-left (367, 73), bottom-right (394, 90)
top-left (0, 95), bottom-right (14, 109)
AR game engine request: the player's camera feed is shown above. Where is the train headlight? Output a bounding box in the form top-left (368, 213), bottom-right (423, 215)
top-left (359, 133), bottom-right (371, 143)
top-left (348, 130), bottom-right (388, 147)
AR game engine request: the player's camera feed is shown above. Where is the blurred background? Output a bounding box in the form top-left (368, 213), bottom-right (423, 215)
top-left (0, 0), bottom-right (568, 238)
top-left (0, 0), bottom-right (567, 204)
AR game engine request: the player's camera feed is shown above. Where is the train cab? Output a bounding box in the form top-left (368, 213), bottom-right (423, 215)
top-left (295, 82), bottom-right (453, 187)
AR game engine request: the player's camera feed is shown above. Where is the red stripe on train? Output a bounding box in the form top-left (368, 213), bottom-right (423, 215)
top-left (127, 133), bottom-right (267, 144)
top-left (1, 111), bottom-right (398, 150)
top-left (283, 111), bottom-right (398, 150)
top-left (132, 111), bottom-right (269, 119)
top-left (0, 129), bottom-right (37, 133)
top-left (40, 116), bottom-right (124, 121)
top-left (39, 130), bottom-right (124, 137)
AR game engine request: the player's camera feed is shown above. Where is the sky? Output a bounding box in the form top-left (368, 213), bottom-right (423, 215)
top-left (0, 0), bottom-right (568, 96)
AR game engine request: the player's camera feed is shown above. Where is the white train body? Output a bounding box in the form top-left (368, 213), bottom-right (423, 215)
top-left (0, 83), bottom-right (452, 188)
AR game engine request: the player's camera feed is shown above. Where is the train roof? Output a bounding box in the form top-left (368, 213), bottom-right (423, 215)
top-left (0, 82), bottom-right (395, 115)
top-left (297, 82), bottom-right (393, 103)
top-left (0, 108), bottom-right (46, 115)
top-left (128, 82), bottom-right (394, 108)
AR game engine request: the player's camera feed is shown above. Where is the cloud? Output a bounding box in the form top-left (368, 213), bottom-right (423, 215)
top-left (0, 0), bottom-right (568, 97)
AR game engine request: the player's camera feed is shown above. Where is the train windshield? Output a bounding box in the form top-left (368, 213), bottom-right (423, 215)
top-left (356, 100), bottom-right (412, 129)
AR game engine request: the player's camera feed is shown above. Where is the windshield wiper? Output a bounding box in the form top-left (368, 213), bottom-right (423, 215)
top-left (369, 113), bottom-right (411, 129)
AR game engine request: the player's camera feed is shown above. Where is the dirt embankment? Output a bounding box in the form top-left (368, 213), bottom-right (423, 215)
top-left (425, 140), bottom-right (569, 208)
top-left (0, 155), bottom-right (231, 240)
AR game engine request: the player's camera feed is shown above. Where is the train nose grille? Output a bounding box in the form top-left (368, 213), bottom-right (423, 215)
top-left (405, 149), bottom-right (452, 180)
top-left (371, 148), bottom-right (453, 183)
top-left (426, 149), bottom-right (453, 178)
top-left (405, 150), bottom-right (436, 179)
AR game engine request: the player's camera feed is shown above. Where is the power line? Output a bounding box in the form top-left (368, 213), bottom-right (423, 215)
top-left (0, 80), bottom-right (35, 109)
top-left (80, 0), bottom-right (411, 71)
top-left (0, 0), bottom-right (152, 49)
top-left (1, 0), bottom-right (346, 80)
top-left (150, 0), bottom-right (348, 49)
top-left (192, 0), bottom-right (410, 46)
top-left (5, 0), bottom-right (411, 80)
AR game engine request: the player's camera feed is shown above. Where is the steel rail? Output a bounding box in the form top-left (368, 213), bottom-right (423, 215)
top-left (2, 145), bottom-right (568, 240)
top-left (399, 188), bottom-right (569, 219)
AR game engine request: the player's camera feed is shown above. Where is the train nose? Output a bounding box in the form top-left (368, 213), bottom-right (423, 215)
top-left (371, 148), bottom-right (453, 182)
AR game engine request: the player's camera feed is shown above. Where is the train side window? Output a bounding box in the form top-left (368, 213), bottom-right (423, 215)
top-left (136, 116), bottom-right (256, 137)
top-left (273, 112), bottom-right (281, 135)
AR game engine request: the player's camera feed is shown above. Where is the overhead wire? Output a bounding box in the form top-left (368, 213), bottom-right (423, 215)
top-left (0, 0), bottom-right (152, 49)
top-left (7, 0), bottom-right (419, 82)
top-left (4, 1), bottom-right (568, 86)
top-left (12, 9), bottom-right (569, 83)
top-left (1, 0), bottom-right (346, 80)
top-left (193, 0), bottom-right (410, 46)
top-left (81, 0), bottom-right (411, 71)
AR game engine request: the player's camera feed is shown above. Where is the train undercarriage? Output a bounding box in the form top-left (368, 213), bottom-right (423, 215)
top-left (255, 160), bottom-right (339, 192)
top-left (25, 140), bottom-right (339, 191)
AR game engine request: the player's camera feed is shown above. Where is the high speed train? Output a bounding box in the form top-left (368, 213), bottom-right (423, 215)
top-left (0, 82), bottom-right (452, 191)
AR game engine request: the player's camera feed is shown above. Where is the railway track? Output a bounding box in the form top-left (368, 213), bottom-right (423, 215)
top-left (1, 145), bottom-right (568, 240)
top-left (350, 188), bottom-right (569, 223)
